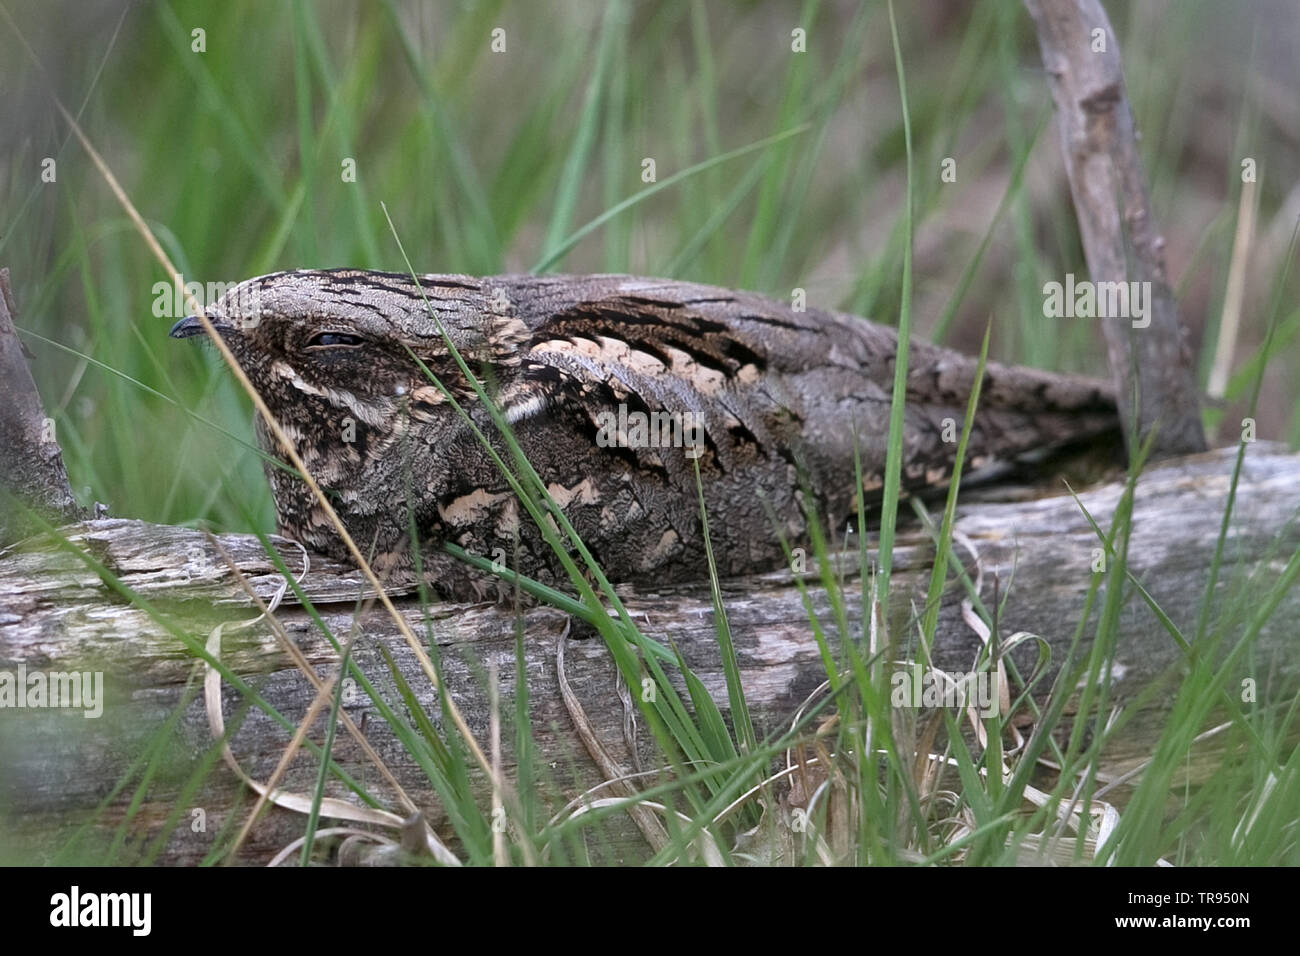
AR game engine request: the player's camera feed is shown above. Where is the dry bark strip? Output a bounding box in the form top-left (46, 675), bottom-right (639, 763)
top-left (1024, 0), bottom-right (1207, 459)
top-left (1, 444), bottom-right (1296, 864)
top-left (0, 269), bottom-right (84, 546)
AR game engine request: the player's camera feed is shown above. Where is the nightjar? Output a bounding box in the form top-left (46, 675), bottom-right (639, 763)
top-left (170, 270), bottom-right (1117, 601)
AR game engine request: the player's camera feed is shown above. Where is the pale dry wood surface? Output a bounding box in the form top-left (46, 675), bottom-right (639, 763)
top-left (1024, 0), bottom-right (1207, 458)
top-left (2, 444), bottom-right (1296, 864)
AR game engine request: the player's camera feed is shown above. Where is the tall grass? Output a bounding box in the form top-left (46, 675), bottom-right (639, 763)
top-left (2, 0), bottom-right (1298, 865)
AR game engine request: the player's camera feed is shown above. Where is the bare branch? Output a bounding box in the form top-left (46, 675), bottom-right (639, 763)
top-left (1024, 0), bottom-right (1207, 458)
top-left (0, 268), bottom-right (84, 545)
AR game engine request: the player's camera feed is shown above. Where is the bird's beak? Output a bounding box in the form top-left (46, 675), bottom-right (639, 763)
top-left (169, 313), bottom-right (232, 339)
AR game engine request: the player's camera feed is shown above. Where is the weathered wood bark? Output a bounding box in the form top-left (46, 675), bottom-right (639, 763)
top-left (1024, 0), bottom-right (1207, 459)
top-left (1, 445), bottom-right (1295, 865)
top-left (0, 269), bottom-right (84, 546)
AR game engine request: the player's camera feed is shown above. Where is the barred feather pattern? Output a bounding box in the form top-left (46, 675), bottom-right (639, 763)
top-left (172, 270), bottom-right (1117, 600)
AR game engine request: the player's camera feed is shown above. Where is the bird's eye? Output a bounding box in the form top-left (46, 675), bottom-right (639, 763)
top-left (307, 331), bottom-right (366, 348)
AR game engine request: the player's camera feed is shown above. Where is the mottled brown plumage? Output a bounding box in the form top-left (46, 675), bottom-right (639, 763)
top-left (171, 270), bottom-right (1116, 600)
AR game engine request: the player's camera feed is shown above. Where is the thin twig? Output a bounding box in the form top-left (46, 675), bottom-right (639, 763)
top-left (1024, 0), bottom-right (1207, 459)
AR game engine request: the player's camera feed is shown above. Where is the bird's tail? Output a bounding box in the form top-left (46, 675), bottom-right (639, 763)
top-left (894, 337), bottom-right (1121, 486)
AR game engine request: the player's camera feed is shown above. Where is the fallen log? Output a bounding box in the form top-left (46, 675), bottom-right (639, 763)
top-left (1, 443), bottom-right (1296, 864)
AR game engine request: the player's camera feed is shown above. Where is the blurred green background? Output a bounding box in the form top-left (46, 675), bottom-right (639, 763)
top-left (2, 0), bottom-right (1297, 535)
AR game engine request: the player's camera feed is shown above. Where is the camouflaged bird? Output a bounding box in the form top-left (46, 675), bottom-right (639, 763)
top-left (170, 270), bottom-right (1117, 601)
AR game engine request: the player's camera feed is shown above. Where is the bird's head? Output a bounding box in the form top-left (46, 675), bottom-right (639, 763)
top-left (169, 268), bottom-right (531, 475)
